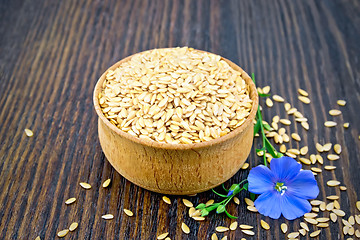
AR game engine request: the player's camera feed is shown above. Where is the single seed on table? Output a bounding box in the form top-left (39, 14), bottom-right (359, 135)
top-left (356, 229), bottom-right (360, 238)
top-left (280, 223), bottom-right (288, 233)
top-left (206, 199), bottom-right (214, 206)
top-left (287, 232), bottom-right (299, 238)
top-left (349, 216), bottom-right (355, 225)
top-left (181, 222), bottom-right (190, 234)
top-left (334, 200), bottom-right (340, 209)
top-left (262, 86), bottom-right (271, 94)
top-left (316, 143), bottom-right (323, 152)
top-left (216, 226), bottom-right (229, 233)
top-left (288, 149), bottom-right (300, 155)
top-left (247, 206), bottom-right (258, 212)
top-left (298, 96), bottom-right (311, 104)
top-left (317, 223), bottom-right (329, 228)
top-left (300, 222), bottom-right (309, 231)
top-left (124, 209), bottom-right (133, 216)
top-left (221, 236), bottom-right (227, 240)
top-left (334, 144), bottom-right (342, 154)
top-left (311, 167), bottom-right (322, 173)
top-left (157, 232), bottom-right (169, 240)
top-left (162, 196), bottom-right (171, 204)
top-left (233, 197), bottom-right (240, 205)
top-left (24, 128), bottom-right (34, 137)
top-left (343, 122), bottom-right (349, 128)
top-left (280, 144), bottom-right (286, 153)
top-left (312, 207), bottom-right (320, 212)
top-left (327, 195), bottom-right (339, 200)
top-left (356, 215), bottom-right (360, 224)
top-left (300, 146), bottom-right (308, 155)
top-left (348, 226), bottom-right (355, 235)
top-left (317, 217), bottom-right (330, 223)
top-left (291, 133), bottom-right (301, 141)
top-left (324, 165), bottom-right (336, 170)
top-left (241, 230), bottom-right (255, 236)
top-left (240, 224), bottom-right (253, 229)
top-left (304, 218), bottom-right (318, 225)
top-left (241, 163), bottom-right (249, 169)
top-left (79, 182), bottom-right (91, 189)
top-left (299, 228), bottom-right (307, 236)
top-left (65, 197), bottom-right (76, 205)
top-left (299, 158), bottom-right (311, 165)
top-left (295, 117), bottom-right (308, 122)
top-left (310, 230), bottom-right (321, 237)
top-left (343, 225), bottom-right (349, 235)
top-left (298, 88), bottom-right (309, 96)
top-left (182, 199), bottom-right (193, 207)
top-left (329, 109), bottom-right (341, 116)
top-left (324, 121), bottom-right (337, 127)
top-left (188, 207), bottom-right (196, 217)
top-left (332, 209), bottom-right (346, 217)
top-left (320, 202), bottom-right (326, 211)
top-left (260, 220), bottom-right (270, 230)
top-left (211, 233), bottom-right (218, 240)
top-left (337, 100), bottom-right (346, 106)
top-left (304, 212), bottom-right (318, 218)
top-left (102, 214), bottom-right (114, 220)
top-left (266, 98), bottom-right (273, 107)
top-left (311, 200), bottom-right (323, 206)
top-left (230, 222), bottom-right (238, 231)
top-left (330, 212), bottom-right (337, 222)
top-left (310, 154), bottom-right (317, 164)
top-left (316, 154), bottom-right (324, 164)
top-left (273, 95), bottom-right (285, 102)
top-left (279, 119), bottom-right (291, 125)
top-left (328, 154), bottom-right (340, 161)
top-left (102, 179), bottom-right (111, 188)
top-left (57, 229), bottom-right (69, 238)
top-left (357, 201), bottom-right (360, 211)
top-left (327, 180), bottom-right (341, 187)
top-left (35, 237), bottom-right (41, 240)
top-left (244, 198), bottom-right (254, 206)
top-left (294, 111), bottom-right (304, 118)
top-left (192, 216), bottom-right (205, 221)
top-left (340, 186), bottom-right (347, 191)
top-left (278, 128), bottom-right (286, 135)
top-left (69, 222), bottom-right (78, 232)
top-left (323, 143), bottom-right (332, 151)
top-left (301, 121), bottom-right (309, 130)
top-left (284, 103), bottom-right (291, 111)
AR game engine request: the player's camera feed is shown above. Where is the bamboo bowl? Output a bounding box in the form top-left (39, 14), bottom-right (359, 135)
top-left (93, 49), bottom-right (258, 195)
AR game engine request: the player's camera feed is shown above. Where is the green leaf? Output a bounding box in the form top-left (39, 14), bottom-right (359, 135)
top-left (243, 182), bottom-right (248, 191)
top-left (253, 119), bottom-right (261, 135)
top-left (264, 138), bottom-right (276, 157)
top-left (224, 209), bottom-right (237, 219)
top-left (250, 192), bottom-right (256, 201)
top-left (206, 204), bottom-right (219, 212)
top-left (221, 183), bottom-right (228, 191)
top-left (201, 209), bottom-right (209, 217)
top-left (216, 205), bottom-right (226, 214)
top-left (211, 189), bottom-right (229, 198)
top-left (263, 123), bottom-right (272, 131)
top-left (195, 203), bottom-right (206, 209)
top-left (258, 93), bottom-right (270, 97)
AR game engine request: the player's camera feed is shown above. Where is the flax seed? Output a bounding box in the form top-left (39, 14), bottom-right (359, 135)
top-left (102, 179), bottom-right (111, 188)
top-left (57, 229), bottom-right (69, 238)
top-left (281, 223), bottom-right (288, 233)
top-left (230, 222), bottom-right (238, 231)
top-left (79, 182), bottom-right (91, 189)
top-left (69, 222), bottom-right (78, 232)
top-left (181, 223), bottom-right (190, 234)
top-left (216, 226), bottom-right (229, 233)
top-left (298, 89), bottom-right (309, 96)
top-left (298, 96), bottom-right (310, 104)
top-left (162, 196), bottom-right (171, 204)
top-left (337, 100), bottom-right (346, 106)
top-left (260, 220), bottom-right (270, 230)
top-left (24, 128), bottom-right (34, 137)
top-left (157, 232), bottom-right (169, 240)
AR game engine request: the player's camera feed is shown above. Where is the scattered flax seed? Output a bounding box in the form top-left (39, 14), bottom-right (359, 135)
top-left (316, 154), bottom-right (324, 164)
top-left (211, 233), bottom-right (218, 240)
top-left (102, 179), bottom-right (111, 188)
top-left (312, 207), bottom-right (320, 212)
top-left (280, 119), bottom-right (291, 125)
top-left (230, 222), bottom-right (238, 231)
top-left (323, 143), bottom-right (332, 151)
top-left (337, 100), bottom-right (346, 106)
top-left (281, 223), bottom-right (288, 233)
top-left (298, 96), bottom-right (311, 104)
top-left (192, 216), bottom-right (205, 221)
top-left (330, 213), bottom-right (337, 222)
top-left (356, 201), bottom-right (360, 211)
top-left (244, 198), bottom-right (254, 206)
top-left (124, 209), bottom-right (134, 217)
top-left (355, 215), bottom-right (360, 224)
top-left (280, 144), bottom-right (286, 153)
top-left (327, 180), bottom-right (341, 187)
top-left (299, 157), bottom-right (311, 165)
top-left (348, 216), bottom-right (355, 225)
top-left (332, 209), bottom-right (346, 217)
top-left (329, 109), bottom-right (341, 116)
top-left (182, 199), bottom-right (193, 208)
top-left (181, 223), bottom-right (190, 234)
top-left (287, 149), bottom-right (300, 155)
top-left (79, 182), bottom-right (91, 189)
top-left (287, 108), bottom-right (297, 115)
top-left (310, 230), bottom-right (321, 237)
top-left (324, 121), bottom-right (337, 127)
top-left (216, 226), bottom-right (229, 233)
top-left (287, 232), bottom-right (299, 238)
top-left (241, 162), bottom-right (249, 169)
top-left (301, 121), bottom-right (309, 130)
top-left (260, 220), bottom-right (270, 230)
top-left (300, 222), bottom-right (309, 231)
top-left (57, 229), bottom-right (69, 238)
top-left (291, 133), bottom-right (301, 141)
top-left (266, 98), bottom-right (273, 107)
top-left (157, 232), bottom-right (169, 240)
top-left (304, 218), bottom-right (318, 225)
top-left (324, 165), bottom-right (336, 170)
top-left (69, 222), bottom-right (78, 232)
top-left (24, 129), bottom-right (34, 137)
top-left (343, 225), bottom-right (349, 235)
top-left (343, 122), bottom-right (349, 128)
top-left (327, 195), bottom-right (339, 200)
top-left (221, 236), bottom-right (227, 240)
top-left (299, 228), bottom-right (307, 236)
top-left (317, 217), bottom-right (330, 223)
top-left (310, 200), bottom-right (323, 206)
top-left (334, 144), bottom-right (342, 154)
top-left (298, 89), bottom-right (309, 96)
top-left (233, 197), bottom-right (240, 205)
top-left (206, 199), bottom-right (214, 206)
top-left (273, 95), bottom-right (285, 102)
top-left (309, 155), bottom-right (317, 164)
top-left (339, 186), bottom-right (347, 191)
top-left (162, 196), bottom-right (171, 205)
top-left (327, 154), bottom-right (340, 161)
top-left (295, 117), bottom-right (308, 122)
top-left (102, 214), bottom-right (114, 220)
top-left (300, 146), bottom-right (308, 155)
top-left (35, 237), bottom-right (41, 240)
top-left (240, 224), bottom-right (253, 229)
top-left (304, 213), bottom-right (318, 218)
top-left (320, 202), bottom-right (326, 211)
top-left (65, 197), bottom-right (76, 205)
top-left (316, 143), bottom-right (323, 152)
top-left (348, 227), bottom-right (355, 236)
top-left (333, 200), bottom-right (340, 209)
top-left (284, 103), bottom-right (291, 111)
top-left (241, 230), bottom-right (255, 236)
top-left (311, 167), bottom-right (322, 173)
top-left (356, 229), bottom-right (360, 238)
top-left (262, 86), bottom-right (271, 94)
top-left (247, 206), bottom-right (258, 212)
top-left (188, 207), bottom-right (196, 217)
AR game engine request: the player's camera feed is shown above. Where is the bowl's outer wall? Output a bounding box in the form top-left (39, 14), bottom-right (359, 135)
top-left (94, 48), bottom-right (259, 195)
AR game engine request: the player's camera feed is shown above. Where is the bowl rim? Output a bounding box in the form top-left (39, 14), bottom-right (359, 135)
top-left (93, 48), bottom-right (259, 150)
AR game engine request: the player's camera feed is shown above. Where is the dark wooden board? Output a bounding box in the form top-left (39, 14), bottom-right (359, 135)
top-left (0, 0), bottom-right (359, 239)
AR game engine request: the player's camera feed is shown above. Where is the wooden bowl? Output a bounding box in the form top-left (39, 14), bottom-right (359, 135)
top-left (93, 48), bottom-right (258, 195)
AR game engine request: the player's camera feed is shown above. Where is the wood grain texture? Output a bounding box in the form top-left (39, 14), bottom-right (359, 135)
top-left (0, 0), bottom-right (359, 239)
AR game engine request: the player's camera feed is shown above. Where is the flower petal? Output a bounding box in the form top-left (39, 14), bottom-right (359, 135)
top-left (270, 157), bottom-right (301, 182)
top-left (254, 190), bottom-right (282, 219)
top-left (280, 192), bottom-right (312, 220)
top-left (287, 170), bottom-right (319, 199)
top-left (248, 165), bottom-right (275, 194)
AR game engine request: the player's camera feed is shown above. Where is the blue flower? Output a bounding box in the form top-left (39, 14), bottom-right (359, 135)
top-left (247, 156), bottom-right (319, 220)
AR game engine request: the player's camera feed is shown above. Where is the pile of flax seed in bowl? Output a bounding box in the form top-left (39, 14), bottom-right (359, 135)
top-left (98, 47), bottom-right (253, 144)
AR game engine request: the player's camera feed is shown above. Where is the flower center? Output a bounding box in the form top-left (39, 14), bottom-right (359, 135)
top-left (275, 182), bottom-right (287, 195)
